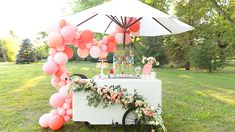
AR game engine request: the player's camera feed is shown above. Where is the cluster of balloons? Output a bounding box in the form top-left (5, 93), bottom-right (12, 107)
top-left (40, 18), bottom-right (141, 130)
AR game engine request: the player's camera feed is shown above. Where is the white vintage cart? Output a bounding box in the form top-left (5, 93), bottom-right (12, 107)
top-left (73, 77), bottom-right (162, 128)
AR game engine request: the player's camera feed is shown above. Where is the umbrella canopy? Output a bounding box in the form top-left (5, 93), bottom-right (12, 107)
top-left (67, 0), bottom-right (194, 36)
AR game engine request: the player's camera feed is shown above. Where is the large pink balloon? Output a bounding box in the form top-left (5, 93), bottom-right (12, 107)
top-left (39, 113), bottom-right (51, 128)
top-left (48, 32), bottom-right (62, 48)
top-left (54, 52), bottom-right (68, 65)
top-left (43, 61), bottom-right (58, 75)
top-left (77, 48), bottom-right (89, 58)
top-left (50, 93), bottom-right (65, 108)
top-left (89, 46), bottom-right (101, 58)
top-left (49, 115), bottom-right (64, 130)
top-left (59, 85), bottom-right (69, 98)
top-left (60, 26), bottom-right (77, 42)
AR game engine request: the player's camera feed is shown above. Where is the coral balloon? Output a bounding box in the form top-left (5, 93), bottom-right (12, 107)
top-left (89, 46), bottom-right (101, 58)
top-left (54, 52), bottom-right (68, 65)
top-left (77, 48), bottom-right (89, 58)
top-left (80, 30), bottom-right (93, 43)
top-left (64, 46), bottom-right (74, 59)
top-left (60, 26), bottom-right (77, 42)
top-left (48, 32), bottom-right (62, 48)
top-left (49, 115), bottom-right (64, 130)
top-left (108, 35), bottom-right (116, 43)
top-left (43, 61), bottom-right (58, 75)
top-left (78, 42), bottom-right (86, 49)
top-left (130, 21), bottom-right (140, 32)
top-left (39, 113), bottom-right (51, 128)
top-left (59, 19), bottom-right (67, 28)
top-left (49, 93), bottom-right (65, 108)
top-left (107, 42), bottom-right (116, 52)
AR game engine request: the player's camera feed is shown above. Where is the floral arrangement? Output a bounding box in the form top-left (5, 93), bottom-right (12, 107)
top-left (69, 78), bottom-right (167, 132)
top-left (142, 56), bottom-right (160, 66)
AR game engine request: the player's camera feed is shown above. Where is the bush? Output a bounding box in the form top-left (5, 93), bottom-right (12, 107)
top-left (189, 42), bottom-right (223, 72)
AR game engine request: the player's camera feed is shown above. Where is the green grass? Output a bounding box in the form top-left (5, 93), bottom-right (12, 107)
top-left (0, 61), bottom-right (234, 132)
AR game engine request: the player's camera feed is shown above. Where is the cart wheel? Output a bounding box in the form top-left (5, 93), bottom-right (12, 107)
top-left (122, 107), bottom-right (142, 132)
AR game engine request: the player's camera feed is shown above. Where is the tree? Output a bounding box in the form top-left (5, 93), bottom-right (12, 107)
top-left (210, 0), bottom-right (235, 28)
top-left (16, 39), bottom-right (36, 64)
top-left (0, 37), bottom-right (19, 62)
top-left (34, 31), bottom-right (49, 61)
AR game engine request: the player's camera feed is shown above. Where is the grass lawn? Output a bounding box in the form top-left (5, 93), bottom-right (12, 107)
top-left (0, 61), bottom-right (234, 132)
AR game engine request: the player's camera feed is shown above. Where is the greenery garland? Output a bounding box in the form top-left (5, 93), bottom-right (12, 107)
top-left (69, 77), bottom-right (167, 132)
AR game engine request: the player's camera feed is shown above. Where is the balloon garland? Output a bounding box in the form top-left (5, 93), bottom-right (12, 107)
top-left (40, 18), bottom-right (140, 130)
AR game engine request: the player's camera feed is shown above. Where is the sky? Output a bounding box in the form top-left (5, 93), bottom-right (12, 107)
top-left (0, 0), bottom-right (72, 39)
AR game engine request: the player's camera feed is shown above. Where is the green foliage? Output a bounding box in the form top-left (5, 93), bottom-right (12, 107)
top-left (0, 37), bottom-right (19, 62)
top-left (16, 39), bottom-right (36, 64)
top-left (34, 44), bottom-right (49, 61)
top-left (189, 42), bottom-right (220, 72)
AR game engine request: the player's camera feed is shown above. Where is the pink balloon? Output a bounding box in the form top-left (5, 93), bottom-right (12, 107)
top-left (58, 108), bottom-right (66, 115)
top-left (66, 109), bottom-right (72, 115)
top-left (50, 109), bottom-right (58, 116)
top-left (115, 33), bottom-right (124, 44)
top-left (59, 85), bottom-right (69, 98)
top-left (54, 52), bottom-right (68, 65)
top-left (100, 51), bottom-right (108, 59)
top-left (59, 19), bottom-right (67, 28)
top-left (64, 115), bottom-right (71, 122)
top-left (101, 45), bottom-right (107, 51)
top-left (58, 81), bottom-right (66, 87)
top-left (125, 33), bottom-right (132, 45)
top-left (74, 33), bottom-right (80, 39)
top-left (97, 40), bottom-right (103, 47)
top-left (65, 99), bottom-right (72, 104)
top-left (48, 32), bottom-right (63, 48)
top-left (63, 103), bottom-right (70, 109)
top-left (49, 48), bottom-right (57, 56)
top-left (57, 45), bottom-right (65, 52)
top-left (39, 113), bottom-right (51, 128)
top-left (102, 36), bottom-right (108, 45)
top-left (43, 61), bottom-right (58, 75)
top-left (77, 48), bottom-right (89, 58)
top-left (72, 39), bottom-right (79, 47)
top-left (50, 93), bottom-right (65, 108)
top-left (89, 46), bottom-right (101, 58)
top-left (92, 39), bottom-right (97, 46)
top-left (60, 26), bottom-right (77, 42)
top-left (86, 43), bottom-right (92, 49)
top-left (115, 24), bottom-right (124, 33)
top-left (49, 115), bottom-right (64, 130)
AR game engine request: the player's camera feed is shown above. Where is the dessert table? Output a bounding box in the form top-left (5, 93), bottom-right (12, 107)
top-left (73, 77), bottom-right (162, 124)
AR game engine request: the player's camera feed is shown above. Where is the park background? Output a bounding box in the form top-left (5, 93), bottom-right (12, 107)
top-left (0, 0), bottom-right (234, 131)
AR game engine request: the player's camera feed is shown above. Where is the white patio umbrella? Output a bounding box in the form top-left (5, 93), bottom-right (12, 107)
top-left (66, 0), bottom-right (194, 37)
